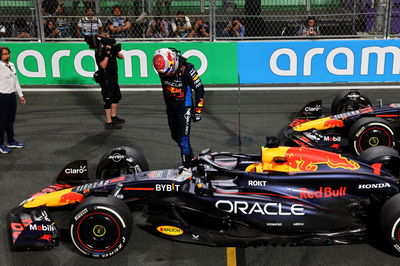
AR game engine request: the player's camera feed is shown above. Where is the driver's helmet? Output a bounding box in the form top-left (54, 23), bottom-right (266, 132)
top-left (153, 48), bottom-right (179, 76)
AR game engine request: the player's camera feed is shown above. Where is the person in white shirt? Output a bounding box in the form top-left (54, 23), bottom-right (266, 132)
top-left (0, 47), bottom-right (27, 154)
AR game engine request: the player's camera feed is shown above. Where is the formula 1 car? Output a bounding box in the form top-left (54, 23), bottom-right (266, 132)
top-left (8, 142), bottom-right (400, 258)
top-left (284, 90), bottom-right (400, 156)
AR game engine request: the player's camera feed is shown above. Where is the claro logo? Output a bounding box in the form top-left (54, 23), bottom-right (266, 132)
top-left (65, 165), bottom-right (87, 174)
top-left (215, 200), bottom-right (305, 216)
top-left (270, 46), bottom-right (400, 76)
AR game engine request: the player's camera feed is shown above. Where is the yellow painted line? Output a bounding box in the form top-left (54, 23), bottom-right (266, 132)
top-left (226, 247), bottom-right (237, 266)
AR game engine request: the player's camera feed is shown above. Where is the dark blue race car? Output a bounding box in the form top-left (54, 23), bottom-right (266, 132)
top-left (284, 90), bottom-right (400, 155)
top-left (8, 142), bottom-right (400, 258)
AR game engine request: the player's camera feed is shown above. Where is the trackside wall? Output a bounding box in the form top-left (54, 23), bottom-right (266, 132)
top-left (1, 40), bottom-right (399, 86)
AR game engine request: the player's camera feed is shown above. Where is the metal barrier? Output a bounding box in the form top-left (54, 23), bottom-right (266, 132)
top-left (0, 0), bottom-right (397, 41)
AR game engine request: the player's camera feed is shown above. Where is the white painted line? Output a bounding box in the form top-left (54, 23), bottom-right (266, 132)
top-left (22, 84), bottom-right (400, 92)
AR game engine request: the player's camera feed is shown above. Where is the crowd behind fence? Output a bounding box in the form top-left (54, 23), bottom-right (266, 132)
top-left (0, 0), bottom-right (398, 42)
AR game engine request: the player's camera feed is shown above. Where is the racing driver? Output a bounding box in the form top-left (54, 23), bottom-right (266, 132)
top-left (153, 48), bottom-right (205, 178)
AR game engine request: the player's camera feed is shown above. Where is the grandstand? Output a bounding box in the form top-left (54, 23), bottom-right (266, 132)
top-left (0, 0), bottom-right (397, 40)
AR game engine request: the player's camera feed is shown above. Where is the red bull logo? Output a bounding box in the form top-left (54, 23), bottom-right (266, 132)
top-left (166, 86), bottom-right (184, 98)
top-left (59, 192), bottom-right (84, 204)
top-left (284, 147), bottom-right (360, 172)
top-left (299, 187), bottom-right (347, 199)
top-left (323, 119), bottom-right (344, 129)
top-left (39, 234), bottom-right (53, 243)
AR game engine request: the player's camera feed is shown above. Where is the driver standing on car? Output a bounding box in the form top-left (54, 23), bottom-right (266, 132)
top-left (153, 48), bottom-right (205, 178)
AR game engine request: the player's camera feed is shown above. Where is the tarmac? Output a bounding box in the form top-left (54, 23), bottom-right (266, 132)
top-left (1, 89), bottom-right (400, 266)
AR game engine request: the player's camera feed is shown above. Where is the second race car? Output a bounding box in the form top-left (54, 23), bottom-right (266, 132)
top-left (284, 90), bottom-right (400, 155)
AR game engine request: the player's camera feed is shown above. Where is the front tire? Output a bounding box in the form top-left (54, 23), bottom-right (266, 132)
top-left (70, 196), bottom-right (132, 258)
top-left (380, 194), bottom-right (400, 257)
top-left (348, 117), bottom-right (395, 155)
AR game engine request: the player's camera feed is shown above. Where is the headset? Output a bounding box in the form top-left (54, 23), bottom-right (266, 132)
top-left (0, 46), bottom-right (10, 57)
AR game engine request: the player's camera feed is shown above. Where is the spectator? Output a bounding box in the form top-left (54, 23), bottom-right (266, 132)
top-left (0, 24), bottom-right (5, 37)
top-left (12, 18), bottom-right (33, 38)
top-left (188, 18), bottom-right (209, 38)
top-left (42, 0), bottom-right (57, 16)
top-left (156, 0), bottom-right (171, 16)
top-left (221, 17), bottom-right (245, 37)
top-left (146, 17), bottom-right (169, 38)
top-left (44, 19), bottom-right (59, 38)
top-left (77, 7), bottom-right (103, 38)
top-left (54, 3), bottom-right (71, 38)
top-left (72, 0), bottom-right (99, 15)
top-left (106, 5), bottom-right (131, 38)
top-left (297, 16), bottom-right (320, 36)
top-left (171, 11), bottom-right (191, 38)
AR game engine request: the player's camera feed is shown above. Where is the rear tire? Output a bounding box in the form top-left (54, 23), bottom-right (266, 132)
top-left (380, 194), bottom-right (400, 257)
top-left (70, 196), bottom-right (132, 258)
top-left (331, 90), bottom-right (371, 115)
top-left (96, 146), bottom-right (149, 180)
top-left (348, 117), bottom-right (395, 156)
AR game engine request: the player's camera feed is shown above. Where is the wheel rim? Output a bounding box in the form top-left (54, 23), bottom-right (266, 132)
top-left (357, 127), bottom-right (392, 153)
top-left (76, 212), bottom-right (121, 252)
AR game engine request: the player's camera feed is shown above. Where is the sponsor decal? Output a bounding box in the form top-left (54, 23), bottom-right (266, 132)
top-left (299, 187), bottom-right (347, 199)
top-left (59, 192), bottom-right (84, 204)
top-left (358, 183), bottom-right (390, 189)
top-left (155, 183), bottom-right (180, 192)
top-left (110, 153), bottom-right (124, 162)
top-left (304, 105), bottom-right (321, 112)
top-left (65, 165), bottom-right (87, 174)
top-left (240, 161), bottom-right (261, 164)
top-left (248, 180), bottom-right (267, 186)
top-left (323, 119), bottom-right (345, 129)
top-left (283, 147), bottom-right (360, 172)
top-left (390, 103), bottom-right (400, 108)
top-left (157, 226), bottom-right (184, 236)
top-left (75, 180), bottom-right (110, 192)
top-left (293, 223), bottom-right (304, 226)
top-left (11, 223), bottom-right (24, 243)
top-left (29, 224), bottom-right (56, 231)
top-left (394, 244), bottom-right (400, 253)
top-left (39, 234), bottom-right (53, 242)
top-left (323, 136), bottom-right (341, 142)
top-left (266, 223), bottom-right (282, 226)
top-left (74, 208), bottom-right (88, 221)
top-left (147, 171), bottom-right (164, 178)
top-left (192, 234), bottom-right (199, 240)
top-left (332, 110), bottom-right (361, 119)
top-left (215, 200), bottom-right (305, 216)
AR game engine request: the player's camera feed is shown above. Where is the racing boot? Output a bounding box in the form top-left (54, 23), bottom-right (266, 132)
top-left (176, 167), bottom-right (192, 181)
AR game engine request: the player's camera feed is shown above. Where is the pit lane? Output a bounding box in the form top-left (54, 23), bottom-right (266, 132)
top-left (1, 89), bottom-right (400, 266)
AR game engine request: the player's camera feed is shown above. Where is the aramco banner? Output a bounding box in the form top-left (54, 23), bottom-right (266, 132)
top-left (238, 39), bottom-right (400, 84)
top-left (0, 42), bottom-right (238, 85)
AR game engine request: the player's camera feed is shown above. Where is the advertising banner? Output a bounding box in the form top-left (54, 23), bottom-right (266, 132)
top-left (238, 39), bottom-right (400, 84)
top-left (0, 42), bottom-right (238, 85)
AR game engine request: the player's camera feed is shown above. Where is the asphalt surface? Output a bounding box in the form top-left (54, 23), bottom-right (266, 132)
top-left (1, 89), bottom-right (400, 266)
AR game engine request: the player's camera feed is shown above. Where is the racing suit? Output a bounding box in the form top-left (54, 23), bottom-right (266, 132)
top-left (159, 57), bottom-right (205, 167)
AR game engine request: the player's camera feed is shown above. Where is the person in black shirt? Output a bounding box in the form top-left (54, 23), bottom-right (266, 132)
top-left (92, 36), bottom-right (125, 129)
top-left (153, 48), bottom-right (205, 177)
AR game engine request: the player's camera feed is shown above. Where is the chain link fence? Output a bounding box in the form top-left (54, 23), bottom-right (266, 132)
top-left (0, 0), bottom-right (398, 41)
